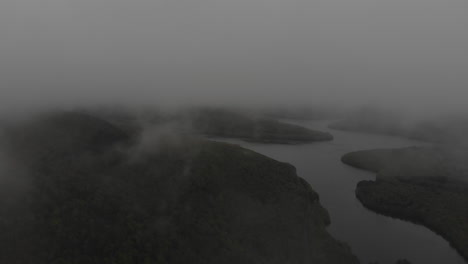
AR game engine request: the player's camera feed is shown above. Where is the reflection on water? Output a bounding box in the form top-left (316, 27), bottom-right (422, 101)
top-left (216, 120), bottom-right (465, 264)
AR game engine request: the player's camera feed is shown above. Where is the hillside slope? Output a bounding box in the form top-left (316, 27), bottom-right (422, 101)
top-left (0, 112), bottom-right (357, 264)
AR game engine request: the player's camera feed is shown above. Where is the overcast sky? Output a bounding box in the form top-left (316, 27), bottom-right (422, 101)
top-left (0, 0), bottom-right (467, 113)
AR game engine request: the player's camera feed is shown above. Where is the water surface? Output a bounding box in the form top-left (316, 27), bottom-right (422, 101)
top-left (217, 120), bottom-right (465, 264)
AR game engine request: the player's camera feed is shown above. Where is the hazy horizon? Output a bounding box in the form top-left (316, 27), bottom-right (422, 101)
top-left (1, 2), bottom-right (468, 262)
top-left (1, 0), bottom-right (467, 116)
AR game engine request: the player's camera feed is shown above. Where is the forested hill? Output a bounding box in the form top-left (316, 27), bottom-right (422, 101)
top-left (0, 111), bottom-right (357, 264)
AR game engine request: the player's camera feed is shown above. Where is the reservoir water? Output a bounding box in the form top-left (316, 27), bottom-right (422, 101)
top-left (217, 120), bottom-right (465, 264)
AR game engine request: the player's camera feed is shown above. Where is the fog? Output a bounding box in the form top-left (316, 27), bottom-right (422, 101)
top-left (1, 2), bottom-right (468, 262)
top-left (0, 0), bottom-right (467, 115)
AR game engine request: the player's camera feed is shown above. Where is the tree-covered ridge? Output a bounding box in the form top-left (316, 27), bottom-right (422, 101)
top-left (187, 108), bottom-right (333, 144)
top-left (0, 112), bottom-right (356, 264)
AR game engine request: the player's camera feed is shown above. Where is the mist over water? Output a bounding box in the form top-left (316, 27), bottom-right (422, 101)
top-left (0, 0), bottom-right (467, 263)
top-left (216, 120), bottom-right (465, 264)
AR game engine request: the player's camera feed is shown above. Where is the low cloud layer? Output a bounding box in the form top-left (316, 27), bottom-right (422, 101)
top-left (0, 0), bottom-right (467, 115)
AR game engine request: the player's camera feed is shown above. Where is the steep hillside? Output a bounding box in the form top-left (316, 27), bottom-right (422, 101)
top-left (0, 112), bottom-right (357, 264)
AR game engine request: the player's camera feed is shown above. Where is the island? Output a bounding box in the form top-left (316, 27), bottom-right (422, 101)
top-left (342, 147), bottom-right (468, 261)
